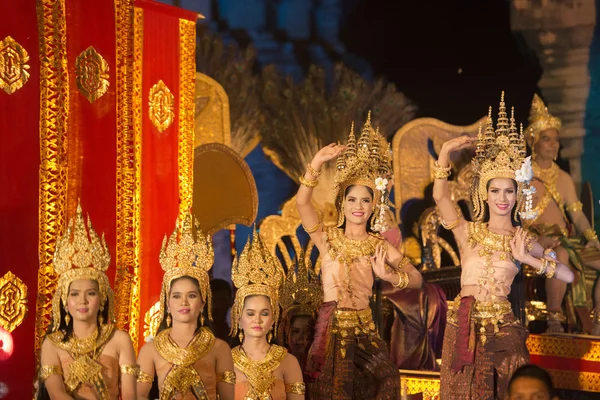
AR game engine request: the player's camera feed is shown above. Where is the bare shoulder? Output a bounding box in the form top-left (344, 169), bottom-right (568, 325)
top-left (282, 352), bottom-right (301, 369)
top-left (213, 338), bottom-right (232, 356)
top-left (557, 168), bottom-right (575, 185)
top-left (41, 336), bottom-right (58, 352)
top-left (137, 340), bottom-right (157, 358)
top-left (112, 329), bottom-right (133, 343)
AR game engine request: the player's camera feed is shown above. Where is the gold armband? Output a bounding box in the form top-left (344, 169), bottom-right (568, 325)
top-left (120, 364), bottom-right (140, 377)
top-left (217, 370), bottom-right (236, 384)
top-left (432, 161), bottom-right (452, 179)
top-left (566, 201), bottom-right (583, 213)
top-left (306, 163), bottom-right (322, 178)
top-left (302, 221), bottom-right (321, 234)
top-left (397, 256), bottom-right (411, 269)
top-left (441, 219), bottom-right (459, 230)
top-left (584, 228), bottom-right (599, 242)
top-left (299, 175), bottom-right (318, 188)
top-left (39, 365), bottom-right (63, 381)
top-left (285, 382), bottom-right (306, 395)
top-left (137, 369), bottom-right (154, 384)
top-left (393, 271), bottom-right (409, 289)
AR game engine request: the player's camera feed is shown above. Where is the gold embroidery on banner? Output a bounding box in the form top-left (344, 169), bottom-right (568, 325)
top-left (149, 80), bottom-right (175, 133)
top-left (526, 334), bottom-right (600, 362)
top-left (0, 36), bottom-right (30, 94)
top-left (399, 374), bottom-right (440, 400)
top-left (129, 5), bottom-right (144, 350)
top-left (143, 300), bottom-right (161, 341)
top-left (35, 0), bottom-right (69, 360)
top-left (545, 369), bottom-right (600, 392)
top-left (114, 0), bottom-right (136, 343)
top-left (75, 46), bottom-right (109, 103)
top-left (178, 19), bottom-right (196, 218)
top-left (0, 271), bottom-right (28, 332)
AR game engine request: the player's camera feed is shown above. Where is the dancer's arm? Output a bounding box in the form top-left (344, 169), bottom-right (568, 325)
top-left (214, 339), bottom-right (235, 400)
top-left (115, 330), bottom-right (138, 400)
top-left (39, 339), bottom-right (74, 400)
top-left (282, 353), bottom-right (305, 400)
top-left (135, 342), bottom-right (156, 400)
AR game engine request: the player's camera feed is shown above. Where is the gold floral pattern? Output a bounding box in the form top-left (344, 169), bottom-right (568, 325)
top-left (149, 80), bottom-right (175, 133)
top-left (0, 271), bottom-right (28, 332)
top-left (0, 36), bottom-right (30, 94)
top-left (75, 46), bottom-right (109, 103)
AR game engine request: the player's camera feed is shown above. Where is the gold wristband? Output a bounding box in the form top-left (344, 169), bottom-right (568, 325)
top-left (217, 370), bottom-right (236, 384)
top-left (584, 228), bottom-right (599, 242)
top-left (39, 365), bottom-right (63, 381)
top-left (137, 369), bottom-right (154, 384)
top-left (441, 219), bottom-right (459, 230)
top-left (302, 221), bottom-right (321, 234)
top-left (566, 201), bottom-right (583, 213)
top-left (120, 364), bottom-right (140, 377)
top-left (299, 175), bottom-right (318, 188)
top-left (433, 161), bottom-right (452, 179)
top-left (545, 260), bottom-right (557, 279)
top-left (285, 382), bottom-right (306, 395)
top-left (398, 256), bottom-right (411, 269)
top-left (393, 271), bottom-right (409, 289)
top-left (306, 163), bottom-right (322, 178)
top-left (536, 258), bottom-right (548, 276)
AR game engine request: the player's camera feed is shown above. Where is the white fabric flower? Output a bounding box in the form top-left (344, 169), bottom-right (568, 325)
top-left (515, 156), bottom-right (534, 183)
top-left (375, 177), bottom-right (388, 191)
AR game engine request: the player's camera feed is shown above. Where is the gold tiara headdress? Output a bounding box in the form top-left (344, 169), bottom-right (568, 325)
top-left (334, 112), bottom-right (392, 229)
top-left (52, 202), bottom-right (114, 331)
top-left (159, 211), bottom-right (214, 320)
top-left (230, 229), bottom-right (284, 337)
top-left (471, 92), bottom-right (536, 221)
top-left (277, 253), bottom-right (322, 343)
top-left (525, 94), bottom-right (562, 156)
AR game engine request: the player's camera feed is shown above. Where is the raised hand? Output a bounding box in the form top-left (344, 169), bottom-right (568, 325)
top-left (311, 143), bottom-right (346, 170)
top-left (371, 243), bottom-right (389, 279)
top-left (441, 135), bottom-right (478, 154)
top-left (510, 227), bottom-right (530, 264)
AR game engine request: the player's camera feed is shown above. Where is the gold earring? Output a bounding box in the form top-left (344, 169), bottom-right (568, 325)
top-left (200, 314), bottom-right (204, 326)
top-left (64, 313), bottom-right (71, 326)
top-left (267, 331), bottom-right (273, 343)
top-left (166, 312), bottom-right (172, 327)
top-left (238, 330), bottom-right (244, 343)
top-left (98, 313), bottom-right (104, 325)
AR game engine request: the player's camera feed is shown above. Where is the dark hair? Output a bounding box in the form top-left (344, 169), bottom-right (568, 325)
top-left (482, 179), bottom-right (521, 227)
top-left (508, 364), bottom-right (555, 397)
top-left (156, 276), bottom-right (205, 335)
top-left (338, 185), bottom-right (375, 233)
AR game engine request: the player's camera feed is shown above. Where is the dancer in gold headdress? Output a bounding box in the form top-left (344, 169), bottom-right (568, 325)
top-left (524, 94), bottom-right (600, 334)
top-left (230, 230), bottom-right (305, 399)
top-left (435, 93), bottom-right (574, 399)
top-left (277, 254), bottom-right (322, 370)
top-left (38, 203), bottom-right (137, 399)
top-left (297, 113), bottom-right (422, 399)
top-left (136, 212), bottom-right (235, 400)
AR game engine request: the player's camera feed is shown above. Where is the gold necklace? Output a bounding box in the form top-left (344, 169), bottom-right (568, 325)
top-left (468, 222), bottom-right (514, 254)
top-left (154, 327), bottom-right (215, 367)
top-left (232, 344), bottom-right (287, 400)
top-left (532, 161), bottom-right (562, 205)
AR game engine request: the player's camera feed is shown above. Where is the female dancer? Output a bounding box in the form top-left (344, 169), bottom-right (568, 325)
top-left (39, 203), bottom-right (137, 399)
top-left (297, 114), bottom-right (423, 399)
top-left (137, 213), bottom-right (235, 400)
top-left (435, 94), bottom-right (574, 399)
top-left (230, 230), bottom-right (305, 399)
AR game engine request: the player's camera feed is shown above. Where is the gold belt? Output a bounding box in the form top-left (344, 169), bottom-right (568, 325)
top-left (448, 298), bottom-right (512, 328)
top-left (331, 308), bottom-right (378, 359)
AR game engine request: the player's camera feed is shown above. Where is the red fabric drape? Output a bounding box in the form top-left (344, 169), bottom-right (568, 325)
top-left (0, 1), bottom-right (41, 398)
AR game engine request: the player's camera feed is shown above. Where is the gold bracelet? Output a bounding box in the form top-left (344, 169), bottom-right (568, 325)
top-left (306, 163), bottom-right (322, 178)
top-left (441, 219), bottom-right (459, 230)
top-left (299, 175), bottom-right (318, 188)
top-left (547, 310), bottom-right (566, 322)
top-left (536, 258), bottom-right (548, 276)
top-left (566, 201), bottom-right (583, 213)
top-left (217, 370), bottom-right (236, 384)
top-left (137, 369), bottom-right (154, 384)
top-left (397, 256), bottom-right (411, 269)
top-left (593, 309), bottom-right (600, 325)
top-left (285, 382), bottom-right (306, 395)
top-left (433, 161), bottom-right (452, 180)
top-left (392, 271), bottom-right (409, 289)
top-left (120, 364), bottom-right (140, 377)
top-left (545, 260), bottom-right (557, 279)
top-left (584, 228), bottom-right (599, 242)
top-left (302, 221), bottom-right (321, 234)
top-left (39, 365), bottom-right (63, 381)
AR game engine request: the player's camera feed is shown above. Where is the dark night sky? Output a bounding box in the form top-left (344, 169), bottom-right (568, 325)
top-left (341, 0), bottom-right (543, 126)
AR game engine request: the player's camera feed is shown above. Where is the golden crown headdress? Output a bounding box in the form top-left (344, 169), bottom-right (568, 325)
top-left (51, 202), bottom-right (114, 331)
top-left (525, 94), bottom-right (562, 153)
top-left (230, 229), bottom-right (284, 337)
top-left (159, 211), bottom-right (214, 321)
top-left (471, 92), bottom-right (536, 221)
top-left (334, 112), bottom-right (392, 228)
top-left (277, 253), bottom-right (322, 343)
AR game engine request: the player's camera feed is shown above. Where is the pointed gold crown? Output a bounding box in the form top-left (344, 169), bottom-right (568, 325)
top-left (525, 94), bottom-right (562, 147)
top-left (51, 202), bottom-right (114, 331)
top-left (334, 112), bottom-right (391, 225)
top-left (230, 228), bottom-right (284, 337)
top-left (277, 253), bottom-right (322, 343)
top-left (471, 92), bottom-right (528, 220)
top-left (159, 211), bottom-right (214, 320)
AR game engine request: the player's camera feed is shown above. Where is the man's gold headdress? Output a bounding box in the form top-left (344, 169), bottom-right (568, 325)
top-left (334, 112), bottom-right (392, 229)
top-left (159, 211), bottom-right (214, 321)
top-left (471, 92), bottom-right (536, 221)
top-left (277, 254), bottom-right (322, 343)
top-left (52, 202), bottom-right (114, 331)
top-left (525, 94), bottom-right (562, 155)
top-left (230, 229), bottom-right (284, 337)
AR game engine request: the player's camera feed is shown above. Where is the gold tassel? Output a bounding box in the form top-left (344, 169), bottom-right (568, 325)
top-left (98, 314), bottom-right (104, 325)
top-left (267, 331), bottom-right (273, 343)
top-left (65, 312), bottom-right (71, 326)
top-left (166, 313), bottom-right (172, 327)
top-left (238, 330), bottom-right (244, 343)
top-left (200, 314), bottom-right (204, 326)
